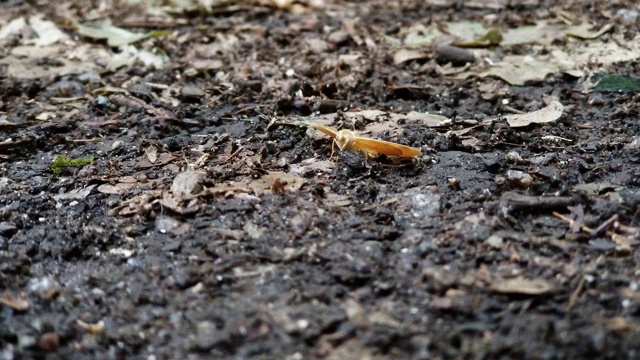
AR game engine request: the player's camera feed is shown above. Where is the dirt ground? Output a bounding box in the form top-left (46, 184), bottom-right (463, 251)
top-left (1, 0), bottom-right (640, 359)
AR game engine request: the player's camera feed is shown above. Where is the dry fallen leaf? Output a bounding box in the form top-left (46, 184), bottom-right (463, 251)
top-left (323, 193), bottom-right (352, 208)
top-left (246, 171), bottom-right (305, 196)
top-left (0, 45), bottom-right (97, 79)
top-left (498, 101), bottom-right (564, 128)
top-left (565, 23), bottom-right (613, 40)
top-left (393, 49), bottom-right (429, 65)
top-left (490, 277), bottom-right (556, 295)
top-left (137, 153), bottom-right (176, 168)
top-left (501, 23), bottom-right (563, 46)
top-left (107, 45), bottom-right (170, 71)
top-left (76, 319), bottom-right (105, 334)
top-left (478, 55), bottom-right (567, 86)
top-left (290, 158), bottom-right (336, 175)
top-left (72, 18), bottom-right (170, 47)
top-left (97, 182), bottom-right (135, 195)
top-left (606, 316), bottom-right (634, 332)
top-left (211, 227), bottom-right (244, 241)
top-left (0, 292), bottom-right (30, 311)
top-left (368, 311), bottom-right (402, 328)
top-left (29, 15), bottom-right (70, 46)
top-left (145, 145), bottom-right (158, 164)
top-left (402, 23), bottom-right (446, 48)
top-left (52, 184), bottom-right (97, 202)
top-left (0, 17), bottom-right (27, 39)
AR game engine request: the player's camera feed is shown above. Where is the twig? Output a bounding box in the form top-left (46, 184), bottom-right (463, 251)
top-left (211, 145), bottom-right (243, 165)
top-left (501, 192), bottom-right (573, 212)
top-left (553, 212), bottom-right (620, 238)
top-left (566, 276), bottom-right (584, 312)
top-left (590, 214), bottom-right (619, 238)
top-left (502, 105), bottom-right (525, 114)
top-left (552, 211), bottom-right (592, 234)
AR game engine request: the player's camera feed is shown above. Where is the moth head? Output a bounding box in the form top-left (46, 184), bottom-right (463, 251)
top-left (335, 130), bottom-right (354, 150)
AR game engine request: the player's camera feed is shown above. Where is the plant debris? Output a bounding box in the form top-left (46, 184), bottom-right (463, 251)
top-left (1, 1), bottom-right (640, 359)
top-left (51, 155), bottom-right (94, 174)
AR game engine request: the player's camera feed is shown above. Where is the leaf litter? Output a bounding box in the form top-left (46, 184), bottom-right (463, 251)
top-left (2, 1), bottom-right (640, 359)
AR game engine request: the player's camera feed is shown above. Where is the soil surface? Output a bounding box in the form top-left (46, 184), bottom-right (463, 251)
top-left (1, 0), bottom-right (640, 359)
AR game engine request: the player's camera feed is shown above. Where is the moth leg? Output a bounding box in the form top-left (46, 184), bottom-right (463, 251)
top-left (330, 140), bottom-right (337, 159)
top-left (364, 151), bottom-right (379, 162)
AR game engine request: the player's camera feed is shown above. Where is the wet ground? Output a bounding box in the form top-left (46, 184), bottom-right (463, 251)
top-left (1, 0), bottom-right (640, 359)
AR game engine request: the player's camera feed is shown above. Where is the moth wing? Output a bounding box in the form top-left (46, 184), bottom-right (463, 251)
top-left (309, 123), bottom-right (339, 138)
top-left (353, 137), bottom-right (422, 157)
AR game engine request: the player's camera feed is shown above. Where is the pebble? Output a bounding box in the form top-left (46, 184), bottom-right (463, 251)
top-left (0, 177), bottom-right (10, 194)
top-left (505, 151), bottom-right (523, 164)
top-left (171, 171), bottom-right (205, 199)
top-left (38, 332), bottom-right (60, 352)
top-left (485, 234), bottom-right (504, 248)
top-left (617, 9), bottom-right (638, 25)
top-left (506, 170), bottom-right (533, 189)
top-left (155, 216), bottom-right (180, 234)
top-left (27, 277), bottom-right (61, 300)
top-left (194, 321), bottom-right (226, 351)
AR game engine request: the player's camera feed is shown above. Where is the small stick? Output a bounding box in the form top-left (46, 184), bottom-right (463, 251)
top-left (552, 211), bottom-right (592, 233)
top-left (566, 276), bottom-right (584, 312)
top-left (589, 214), bottom-right (619, 238)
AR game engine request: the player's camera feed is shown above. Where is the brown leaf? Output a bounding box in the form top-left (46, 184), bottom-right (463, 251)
top-left (606, 316), bottom-right (634, 332)
top-left (246, 171), bottom-right (305, 196)
top-left (137, 153), bottom-right (176, 168)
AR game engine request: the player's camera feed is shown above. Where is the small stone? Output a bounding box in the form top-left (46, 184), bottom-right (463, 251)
top-left (18, 335), bottom-right (36, 348)
top-left (0, 177), bottom-right (10, 194)
top-left (38, 332), bottom-right (60, 352)
top-left (194, 321), bottom-right (228, 351)
top-left (327, 30), bottom-right (350, 44)
top-left (155, 216), bottom-right (180, 234)
top-left (181, 85), bottom-right (205, 98)
top-left (171, 171), bottom-right (205, 199)
top-left (617, 9), bottom-right (638, 25)
top-left (485, 234), bottom-right (504, 248)
top-left (505, 170), bottom-right (533, 190)
top-left (28, 277), bottom-right (61, 300)
top-left (505, 151), bottom-right (523, 163)
top-left (111, 140), bottom-right (124, 151)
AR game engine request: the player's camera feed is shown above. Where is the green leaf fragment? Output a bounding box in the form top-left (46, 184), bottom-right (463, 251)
top-left (455, 28), bottom-right (503, 48)
top-left (52, 155), bottom-right (94, 174)
top-left (594, 74), bottom-right (640, 93)
top-left (478, 28), bottom-right (503, 45)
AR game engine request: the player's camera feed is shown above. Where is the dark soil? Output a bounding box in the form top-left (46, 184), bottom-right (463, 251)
top-left (1, 1), bottom-right (640, 359)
